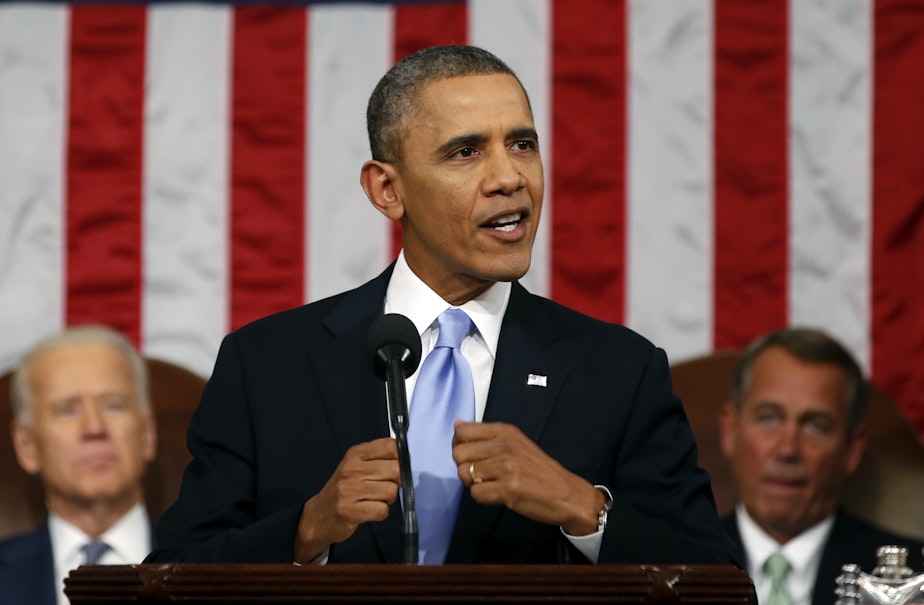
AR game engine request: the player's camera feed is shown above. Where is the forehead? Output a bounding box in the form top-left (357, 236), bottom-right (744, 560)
top-left (29, 342), bottom-right (135, 394)
top-left (744, 347), bottom-right (851, 415)
top-left (411, 73), bottom-right (534, 133)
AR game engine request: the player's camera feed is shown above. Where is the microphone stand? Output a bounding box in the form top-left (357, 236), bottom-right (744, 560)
top-left (384, 356), bottom-right (418, 565)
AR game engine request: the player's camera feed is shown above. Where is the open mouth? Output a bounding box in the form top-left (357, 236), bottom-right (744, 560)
top-left (483, 212), bottom-right (524, 232)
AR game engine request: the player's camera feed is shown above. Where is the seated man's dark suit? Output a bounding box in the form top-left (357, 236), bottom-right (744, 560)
top-left (148, 266), bottom-right (739, 565)
top-left (722, 510), bottom-right (924, 605)
top-left (0, 526), bottom-right (57, 605)
top-left (0, 519), bottom-right (156, 605)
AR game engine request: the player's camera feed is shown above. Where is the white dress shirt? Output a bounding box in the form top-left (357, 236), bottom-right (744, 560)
top-left (735, 503), bottom-right (835, 605)
top-left (384, 250), bottom-right (510, 423)
top-left (385, 251), bottom-right (606, 562)
top-left (49, 503), bottom-right (152, 605)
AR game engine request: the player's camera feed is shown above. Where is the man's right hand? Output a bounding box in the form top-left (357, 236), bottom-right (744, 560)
top-left (294, 437), bottom-right (400, 564)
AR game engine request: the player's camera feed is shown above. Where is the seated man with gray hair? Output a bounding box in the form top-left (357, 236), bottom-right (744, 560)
top-left (719, 327), bottom-right (923, 605)
top-left (0, 325), bottom-right (158, 605)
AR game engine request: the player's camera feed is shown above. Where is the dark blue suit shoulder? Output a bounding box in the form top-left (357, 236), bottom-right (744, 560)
top-left (232, 266), bottom-right (393, 344)
top-left (527, 292), bottom-right (658, 352)
top-left (0, 526), bottom-right (57, 605)
top-left (0, 525), bottom-right (51, 562)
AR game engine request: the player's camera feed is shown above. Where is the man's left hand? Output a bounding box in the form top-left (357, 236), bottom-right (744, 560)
top-left (451, 421), bottom-right (605, 536)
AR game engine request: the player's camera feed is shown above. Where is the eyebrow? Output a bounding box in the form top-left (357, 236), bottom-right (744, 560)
top-left (436, 133), bottom-right (487, 157)
top-left (510, 127), bottom-right (539, 142)
top-left (750, 400), bottom-right (784, 414)
top-left (751, 400), bottom-right (839, 422)
top-left (434, 127), bottom-right (540, 157)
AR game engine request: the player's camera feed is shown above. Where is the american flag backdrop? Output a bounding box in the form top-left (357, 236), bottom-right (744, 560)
top-left (0, 1), bottom-right (922, 437)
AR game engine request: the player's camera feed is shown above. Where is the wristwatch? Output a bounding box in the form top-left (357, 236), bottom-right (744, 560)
top-left (594, 484), bottom-right (614, 532)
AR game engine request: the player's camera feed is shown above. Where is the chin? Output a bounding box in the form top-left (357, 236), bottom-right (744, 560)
top-left (490, 271), bottom-right (527, 283)
top-left (487, 257), bottom-right (532, 282)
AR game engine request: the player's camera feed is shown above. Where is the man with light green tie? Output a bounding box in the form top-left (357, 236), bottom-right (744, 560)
top-left (718, 327), bottom-right (924, 605)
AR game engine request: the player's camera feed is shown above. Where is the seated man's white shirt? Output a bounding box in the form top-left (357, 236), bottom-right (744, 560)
top-left (50, 502), bottom-right (152, 605)
top-left (736, 503), bottom-right (834, 605)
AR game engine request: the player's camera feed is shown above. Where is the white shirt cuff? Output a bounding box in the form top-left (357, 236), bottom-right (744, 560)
top-left (561, 527), bottom-right (604, 563)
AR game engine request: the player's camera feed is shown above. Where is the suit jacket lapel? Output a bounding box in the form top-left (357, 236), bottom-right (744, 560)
top-left (813, 513), bottom-right (850, 605)
top-left (722, 514), bottom-right (750, 568)
top-left (447, 283), bottom-right (573, 563)
top-left (311, 296), bottom-right (388, 454)
top-left (481, 283), bottom-right (567, 436)
top-left (307, 265), bottom-right (405, 562)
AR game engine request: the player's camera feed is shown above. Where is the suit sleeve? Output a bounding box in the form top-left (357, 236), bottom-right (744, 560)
top-left (596, 346), bottom-right (743, 566)
top-left (146, 333), bottom-right (303, 563)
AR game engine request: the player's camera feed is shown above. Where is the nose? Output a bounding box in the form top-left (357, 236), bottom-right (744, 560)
top-left (484, 148), bottom-right (526, 196)
top-left (79, 398), bottom-right (107, 437)
top-left (773, 422), bottom-right (801, 460)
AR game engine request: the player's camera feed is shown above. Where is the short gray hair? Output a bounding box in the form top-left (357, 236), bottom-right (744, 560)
top-left (367, 44), bottom-right (530, 164)
top-left (11, 325), bottom-right (150, 427)
top-left (730, 327), bottom-right (868, 431)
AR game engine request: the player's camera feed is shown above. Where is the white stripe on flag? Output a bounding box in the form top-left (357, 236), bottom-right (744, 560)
top-left (0, 1), bottom-right (915, 430)
top-left (0, 5), bottom-right (68, 372)
top-left (470, 0), bottom-right (552, 299)
top-left (144, 5), bottom-right (231, 378)
top-left (788, 0), bottom-right (872, 372)
top-left (626, 0), bottom-right (714, 362)
top-left (307, 4), bottom-right (395, 303)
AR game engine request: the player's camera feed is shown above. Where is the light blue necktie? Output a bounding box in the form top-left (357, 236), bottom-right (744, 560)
top-left (408, 308), bottom-right (475, 564)
top-left (81, 540), bottom-right (110, 565)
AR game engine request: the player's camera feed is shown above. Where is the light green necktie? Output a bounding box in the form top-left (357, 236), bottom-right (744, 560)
top-left (764, 552), bottom-right (795, 605)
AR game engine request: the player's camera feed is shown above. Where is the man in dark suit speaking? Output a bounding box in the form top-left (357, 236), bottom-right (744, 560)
top-left (147, 45), bottom-right (739, 567)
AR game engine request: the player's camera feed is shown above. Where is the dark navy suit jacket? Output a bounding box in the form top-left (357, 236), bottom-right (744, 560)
top-left (0, 526), bottom-right (56, 605)
top-left (722, 510), bottom-right (924, 605)
top-left (0, 517), bottom-right (155, 605)
top-left (148, 266), bottom-right (740, 566)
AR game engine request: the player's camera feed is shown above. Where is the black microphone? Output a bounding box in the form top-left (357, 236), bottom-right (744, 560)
top-left (367, 313), bottom-right (422, 565)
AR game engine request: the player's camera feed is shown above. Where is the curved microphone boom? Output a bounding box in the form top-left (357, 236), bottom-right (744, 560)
top-left (367, 313), bottom-right (422, 565)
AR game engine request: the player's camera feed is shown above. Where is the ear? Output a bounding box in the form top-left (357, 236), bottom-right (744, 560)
top-left (844, 422), bottom-right (868, 476)
top-left (718, 402), bottom-right (739, 459)
top-left (12, 423), bottom-right (41, 475)
top-left (360, 160), bottom-right (403, 221)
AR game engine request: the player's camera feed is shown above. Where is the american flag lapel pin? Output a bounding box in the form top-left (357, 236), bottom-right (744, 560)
top-left (527, 373), bottom-right (547, 387)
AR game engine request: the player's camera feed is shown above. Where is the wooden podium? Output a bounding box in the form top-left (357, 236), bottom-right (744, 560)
top-left (65, 563), bottom-right (754, 604)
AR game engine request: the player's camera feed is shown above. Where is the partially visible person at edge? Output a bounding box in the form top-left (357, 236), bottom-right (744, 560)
top-left (146, 44), bottom-right (741, 569)
top-left (0, 325), bottom-right (158, 605)
top-left (719, 327), bottom-right (924, 605)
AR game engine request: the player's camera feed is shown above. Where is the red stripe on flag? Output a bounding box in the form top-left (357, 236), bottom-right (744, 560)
top-left (550, 0), bottom-right (626, 323)
top-left (872, 0), bottom-right (924, 436)
top-left (66, 6), bottom-right (146, 347)
top-left (389, 3), bottom-right (468, 260)
top-left (230, 7), bottom-right (307, 330)
top-left (713, 0), bottom-right (789, 349)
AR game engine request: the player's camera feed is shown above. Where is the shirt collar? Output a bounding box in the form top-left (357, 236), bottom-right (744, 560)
top-left (49, 502), bottom-right (151, 565)
top-left (736, 502), bottom-right (834, 580)
top-left (99, 503), bottom-right (151, 562)
top-left (50, 512), bottom-right (91, 569)
top-left (385, 250), bottom-right (510, 358)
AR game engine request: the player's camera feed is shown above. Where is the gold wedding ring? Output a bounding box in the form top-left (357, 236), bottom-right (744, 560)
top-left (469, 461), bottom-right (482, 484)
